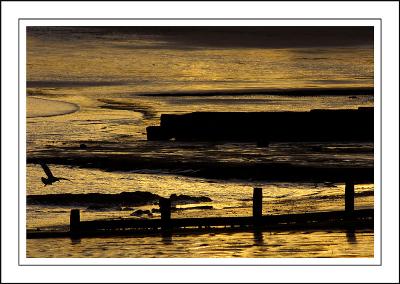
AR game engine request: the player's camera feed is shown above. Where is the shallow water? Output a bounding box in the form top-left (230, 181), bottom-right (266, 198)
top-left (27, 27), bottom-right (373, 93)
top-left (25, 27), bottom-right (374, 258)
top-left (27, 230), bottom-right (373, 258)
top-left (26, 164), bottom-right (374, 233)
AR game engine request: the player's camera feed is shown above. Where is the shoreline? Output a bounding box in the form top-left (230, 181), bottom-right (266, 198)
top-left (27, 97), bottom-right (80, 118)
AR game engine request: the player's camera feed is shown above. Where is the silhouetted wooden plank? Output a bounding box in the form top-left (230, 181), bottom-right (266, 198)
top-left (78, 209), bottom-right (373, 231)
top-left (160, 197), bottom-right (171, 232)
top-left (345, 181), bottom-right (355, 213)
top-left (148, 108), bottom-right (373, 142)
top-left (70, 209), bottom-right (80, 234)
top-left (27, 209), bottom-right (373, 239)
top-left (146, 126), bottom-right (172, 141)
top-left (253, 188), bottom-right (263, 225)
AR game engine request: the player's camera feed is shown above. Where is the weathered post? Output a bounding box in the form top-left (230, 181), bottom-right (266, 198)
top-left (70, 209), bottom-right (80, 235)
top-left (253, 187), bottom-right (263, 226)
top-left (160, 197), bottom-right (171, 233)
top-left (345, 180), bottom-right (355, 213)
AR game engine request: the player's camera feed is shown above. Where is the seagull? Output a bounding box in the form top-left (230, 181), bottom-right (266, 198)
top-left (40, 163), bottom-right (71, 186)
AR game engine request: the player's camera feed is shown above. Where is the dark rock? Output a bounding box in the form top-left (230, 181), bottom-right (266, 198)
top-left (86, 205), bottom-right (121, 211)
top-left (27, 191), bottom-right (214, 209)
top-left (169, 194), bottom-right (212, 205)
top-left (27, 191), bottom-right (160, 207)
top-left (130, 209), bottom-right (153, 217)
top-left (121, 207), bottom-right (134, 211)
top-left (151, 208), bottom-right (160, 213)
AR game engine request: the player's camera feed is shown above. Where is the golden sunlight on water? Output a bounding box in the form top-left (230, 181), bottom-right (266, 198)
top-left (27, 230), bottom-right (373, 258)
top-left (26, 27), bottom-right (374, 259)
top-left (26, 165), bottom-right (374, 230)
top-left (27, 31), bottom-right (373, 93)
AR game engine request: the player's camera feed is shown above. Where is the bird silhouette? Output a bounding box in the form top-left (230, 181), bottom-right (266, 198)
top-left (40, 163), bottom-right (71, 186)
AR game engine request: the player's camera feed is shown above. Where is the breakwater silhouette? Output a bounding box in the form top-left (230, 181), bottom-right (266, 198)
top-left (147, 107), bottom-right (373, 142)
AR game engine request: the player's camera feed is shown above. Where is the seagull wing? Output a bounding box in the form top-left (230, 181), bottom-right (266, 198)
top-left (40, 163), bottom-right (54, 179)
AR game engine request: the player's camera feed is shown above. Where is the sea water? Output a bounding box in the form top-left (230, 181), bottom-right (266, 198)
top-left (26, 27), bottom-right (374, 258)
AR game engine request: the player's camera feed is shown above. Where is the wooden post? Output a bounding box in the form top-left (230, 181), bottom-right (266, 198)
top-left (345, 181), bottom-right (355, 213)
top-left (160, 197), bottom-right (171, 232)
top-left (70, 209), bottom-right (80, 234)
top-left (253, 187), bottom-right (263, 224)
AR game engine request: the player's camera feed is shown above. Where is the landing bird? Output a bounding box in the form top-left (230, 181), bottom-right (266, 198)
top-left (40, 163), bottom-right (71, 186)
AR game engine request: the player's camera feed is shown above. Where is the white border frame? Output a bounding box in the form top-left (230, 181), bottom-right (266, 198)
top-left (2, 1), bottom-right (398, 283)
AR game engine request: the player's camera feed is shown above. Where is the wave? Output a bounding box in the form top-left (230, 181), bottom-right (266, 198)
top-left (27, 97), bottom-right (80, 118)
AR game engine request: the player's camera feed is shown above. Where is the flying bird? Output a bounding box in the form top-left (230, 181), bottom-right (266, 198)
top-left (40, 163), bottom-right (71, 186)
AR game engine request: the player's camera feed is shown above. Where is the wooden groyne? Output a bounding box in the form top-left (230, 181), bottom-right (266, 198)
top-left (146, 107), bottom-right (373, 142)
top-left (27, 182), bottom-right (373, 239)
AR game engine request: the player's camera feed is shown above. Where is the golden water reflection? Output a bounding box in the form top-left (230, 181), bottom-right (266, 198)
top-left (27, 229), bottom-right (373, 258)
